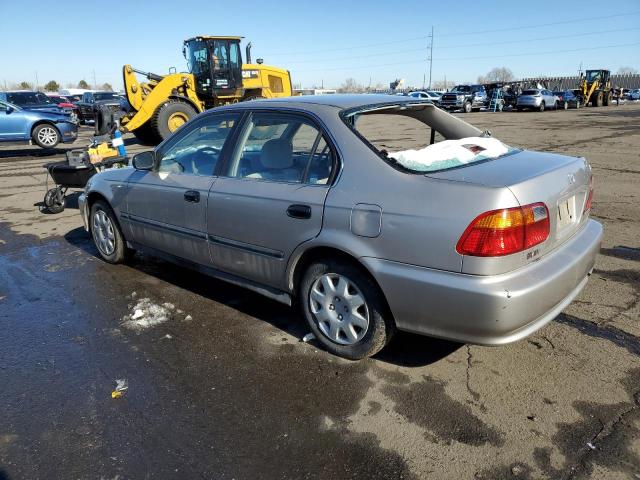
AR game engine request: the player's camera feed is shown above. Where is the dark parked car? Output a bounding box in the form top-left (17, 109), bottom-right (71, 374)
top-left (80, 95), bottom-right (601, 359)
top-left (76, 91), bottom-right (121, 123)
top-left (553, 90), bottom-right (580, 109)
top-left (0, 91), bottom-right (68, 114)
top-left (0, 100), bottom-right (78, 148)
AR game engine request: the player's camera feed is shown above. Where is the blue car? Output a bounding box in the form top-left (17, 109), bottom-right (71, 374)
top-left (0, 100), bottom-right (78, 148)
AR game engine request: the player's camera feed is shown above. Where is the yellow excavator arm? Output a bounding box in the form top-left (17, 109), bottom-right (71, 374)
top-left (121, 65), bottom-right (204, 133)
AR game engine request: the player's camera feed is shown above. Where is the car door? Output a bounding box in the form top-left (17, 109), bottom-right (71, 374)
top-left (0, 102), bottom-right (29, 140)
top-left (125, 112), bottom-right (240, 266)
top-left (207, 111), bottom-right (336, 289)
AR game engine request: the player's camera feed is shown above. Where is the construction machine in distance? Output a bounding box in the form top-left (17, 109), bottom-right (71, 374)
top-left (120, 36), bottom-right (293, 144)
top-left (576, 69), bottom-right (612, 107)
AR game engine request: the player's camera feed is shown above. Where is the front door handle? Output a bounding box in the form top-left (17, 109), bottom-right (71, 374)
top-left (287, 204), bottom-right (311, 219)
top-left (184, 190), bottom-right (200, 203)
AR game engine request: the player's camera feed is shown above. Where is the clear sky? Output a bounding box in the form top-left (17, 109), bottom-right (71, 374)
top-left (1, 0), bottom-right (639, 91)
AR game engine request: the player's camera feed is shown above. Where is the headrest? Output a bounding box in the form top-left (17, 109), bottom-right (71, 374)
top-left (261, 138), bottom-right (293, 169)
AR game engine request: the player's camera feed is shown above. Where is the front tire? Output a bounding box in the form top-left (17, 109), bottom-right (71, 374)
top-left (90, 200), bottom-right (128, 264)
top-left (539, 101), bottom-right (545, 112)
top-left (463, 102), bottom-right (472, 113)
top-left (299, 259), bottom-right (395, 360)
top-left (32, 124), bottom-right (60, 148)
top-left (151, 100), bottom-right (198, 142)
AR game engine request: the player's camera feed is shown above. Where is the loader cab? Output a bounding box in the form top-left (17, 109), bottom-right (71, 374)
top-left (184, 36), bottom-right (243, 101)
top-left (584, 69), bottom-right (610, 85)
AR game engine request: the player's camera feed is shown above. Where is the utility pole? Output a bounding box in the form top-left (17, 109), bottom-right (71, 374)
top-left (35, 71), bottom-right (39, 90)
top-left (422, 73), bottom-right (425, 90)
top-left (428, 26), bottom-right (434, 89)
top-left (92, 69), bottom-right (97, 90)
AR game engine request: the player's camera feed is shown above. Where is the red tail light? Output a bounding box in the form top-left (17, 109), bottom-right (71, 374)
top-left (456, 203), bottom-right (550, 257)
top-left (584, 176), bottom-right (594, 213)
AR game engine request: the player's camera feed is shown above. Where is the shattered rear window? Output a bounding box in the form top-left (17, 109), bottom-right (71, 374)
top-left (351, 108), bottom-right (517, 173)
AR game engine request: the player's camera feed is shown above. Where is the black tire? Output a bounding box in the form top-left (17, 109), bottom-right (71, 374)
top-left (563, 101), bottom-right (568, 110)
top-left (44, 187), bottom-right (64, 214)
top-left (89, 200), bottom-right (128, 264)
top-left (497, 102), bottom-right (504, 112)
top-left (575, 100), bottom-right (580, 109)
top-left (133, 121), bottom-right (162, 146)
top-left (463, 102), bottom-right (472, 113)
top-left (593, 92), bottom-right (603, 107)
top-left (299, 259), bottom-right (395, 360)
top-left (603, 92), bottom-right (611, 106)
top-left (151, 100), bottom-right (198, 142)
top-left (538, 101), bottom-right (545, 112)
top-left (32, 123), bottom-right (60, 148)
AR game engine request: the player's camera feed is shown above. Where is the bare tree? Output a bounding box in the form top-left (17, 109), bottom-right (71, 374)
top-left (431, 79), bottom-right (454, 90)
top-left (477, 67), bottom-right (514, 84)
top-left (616, 66), bottom-right (638, 75)
top-left (44, 80), bottom-right (60, 92)
top-left (338, 78), bottom-right (364, 93)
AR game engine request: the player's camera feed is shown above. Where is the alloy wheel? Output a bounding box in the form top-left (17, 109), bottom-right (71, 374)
top-left (37, 126), bottom-right (58, 146)
top-left (92, 209), bottom-right (116, 256)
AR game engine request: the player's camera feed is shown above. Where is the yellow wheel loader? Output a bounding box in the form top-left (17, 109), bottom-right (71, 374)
top-left (576, 69), bottom-right (612, 107)
top-left (120, 36), bottom-right (292, 144)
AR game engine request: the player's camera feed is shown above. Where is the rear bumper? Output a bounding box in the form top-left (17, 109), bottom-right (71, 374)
top-left (361, 219), bottom-right (603, 345)
top-left (58, 122), bottom-right (78, 143)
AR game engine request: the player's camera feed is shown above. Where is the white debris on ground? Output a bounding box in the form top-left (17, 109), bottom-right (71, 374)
top-left (122, 297), bottom-right (182, 331)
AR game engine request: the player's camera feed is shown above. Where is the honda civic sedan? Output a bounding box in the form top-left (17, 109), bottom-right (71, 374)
top-left (79, 95), bottom-right (602, 359)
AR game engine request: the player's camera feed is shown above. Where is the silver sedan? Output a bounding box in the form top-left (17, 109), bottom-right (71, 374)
top-left (79, 95), bottom-right (602, 359)
top-left (516, 89), bottom-right (562, 111)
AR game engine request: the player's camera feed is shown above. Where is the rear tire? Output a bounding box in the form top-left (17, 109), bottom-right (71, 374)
top-left (32, 124), bottom-right (60, 148)
top-left (592, 91), bottom-right (603, 107)
top-left (299, 259), bottom-right (395, 360)
top-left (89, 200), bottom-right (128, 264)
top-left (151, 100), bottom-right (198, 142)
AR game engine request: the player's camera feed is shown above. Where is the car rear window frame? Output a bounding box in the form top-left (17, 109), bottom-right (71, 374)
top-left (340, 101), bottom-right (520, 175)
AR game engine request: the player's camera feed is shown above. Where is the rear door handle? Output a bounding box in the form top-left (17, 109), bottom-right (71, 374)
top-left (184, 190), bottom-right (200, 203)
top-left (286, 204), bottom-right (311, 219)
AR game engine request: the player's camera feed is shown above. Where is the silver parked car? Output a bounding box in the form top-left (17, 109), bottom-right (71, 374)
top-left (516, 89), bottom-right (562, 111)
top-left (79, 95), bottom-right (602, 359)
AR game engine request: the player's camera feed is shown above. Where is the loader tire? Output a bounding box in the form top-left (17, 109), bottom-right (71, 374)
top-left (603, 91), bottom-right (611, 106)
top-left (133, 122), bottom-right (162, 146)
top-left (151, 101), bottom-right (197, 141)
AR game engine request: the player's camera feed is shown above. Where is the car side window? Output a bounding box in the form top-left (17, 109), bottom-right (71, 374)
top-left (227, 113), bottom-right (333, 185)
top-left (157, 114), bottom-right (239, 176)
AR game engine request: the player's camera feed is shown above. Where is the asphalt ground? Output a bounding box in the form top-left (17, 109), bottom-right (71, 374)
top-left (0, 104), bottom-right (639, 480)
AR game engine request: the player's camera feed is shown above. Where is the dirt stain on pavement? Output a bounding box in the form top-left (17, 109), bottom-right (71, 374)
top-left (382, 375), bottom-right (504, 447)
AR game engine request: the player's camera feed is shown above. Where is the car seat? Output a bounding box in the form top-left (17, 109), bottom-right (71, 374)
top-left (247, 138), bottom-right (300, 182)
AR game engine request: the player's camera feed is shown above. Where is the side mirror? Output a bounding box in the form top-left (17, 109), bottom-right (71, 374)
top-left (132, 151), bottom-right (155, 170)
top-left (6, 106), bottom-right (14, 114)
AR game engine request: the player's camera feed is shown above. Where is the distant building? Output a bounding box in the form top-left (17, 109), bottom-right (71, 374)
top-left (294, 88), bottom-right (337, 96)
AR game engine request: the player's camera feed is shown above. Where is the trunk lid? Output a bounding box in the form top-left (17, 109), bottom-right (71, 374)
top-left (427, 149), bottom-right (592, 274)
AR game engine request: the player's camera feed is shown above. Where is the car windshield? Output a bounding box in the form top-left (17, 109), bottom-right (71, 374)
top-left (426, 91), bottom-right (440, 96)
top-left (450, 86), bottom-right (470, 93)
top-left (348, 104), bottom-right (517, 173)
top-left (94, 92), bottom-right (118, 101)
top-left (7, 92), bottom-right (55, 105)
top-left (521, 90), bottom-right (539, 95)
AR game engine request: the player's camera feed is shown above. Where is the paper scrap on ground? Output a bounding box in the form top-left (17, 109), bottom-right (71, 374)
top-left (111, 379), bottom-right (128, 399)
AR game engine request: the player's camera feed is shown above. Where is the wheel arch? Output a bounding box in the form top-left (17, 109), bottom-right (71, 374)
top-left (289, 245), bottom-right (392, 308)
top-left (30, 120), bottom-right (60, 137)
top-left (86, 192), bottom-right (127, 240)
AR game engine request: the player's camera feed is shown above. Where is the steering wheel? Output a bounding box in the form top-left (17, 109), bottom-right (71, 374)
top-left (199, 146), bottom-right (220, 155)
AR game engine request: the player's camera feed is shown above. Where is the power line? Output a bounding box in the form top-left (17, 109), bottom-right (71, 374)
top-left (292, 42), bottom-right (640, 73)
top-left (283, 26), bottom-right (640, 65)
top-left (267, 11), bottom-right (640, 57)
